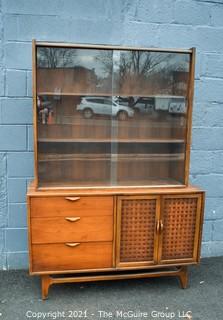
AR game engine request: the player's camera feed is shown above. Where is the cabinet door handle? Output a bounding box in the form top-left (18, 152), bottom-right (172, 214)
top-left (65, 242), bottom-right (80, 247)
top-left (160, 220), bottom-right (164, 232)
top-left (65, 217), bottom-right (80, 222)
top-left (65, 197), bottom-right (80, 201)
top-left (156, 220), bottom-right (160, 233)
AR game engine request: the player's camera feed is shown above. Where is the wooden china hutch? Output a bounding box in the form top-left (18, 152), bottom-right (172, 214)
top-left (27, 40), bottom-right (205, 299)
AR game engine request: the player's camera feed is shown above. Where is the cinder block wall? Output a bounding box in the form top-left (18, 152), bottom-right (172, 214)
top-left (0, 0), bottom-right (223, 270)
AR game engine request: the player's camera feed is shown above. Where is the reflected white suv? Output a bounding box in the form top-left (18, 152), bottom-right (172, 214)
top-left (76, 97), bottom-right (134, 120)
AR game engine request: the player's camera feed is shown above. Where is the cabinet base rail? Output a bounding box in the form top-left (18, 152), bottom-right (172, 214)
top-left (41, 266), bottom-right (188, 300)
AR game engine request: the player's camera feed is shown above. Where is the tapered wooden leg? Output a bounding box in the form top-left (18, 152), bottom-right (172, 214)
top-left (178, 266), bottom-right (188, 289)
top-left (41, 275), bottom-right (51, 300)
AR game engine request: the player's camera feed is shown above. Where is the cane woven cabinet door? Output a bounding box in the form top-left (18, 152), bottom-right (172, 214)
top-left (158, 194), bottom-right (202, 264)
top-left (117, 196), bottom-right (160, 267)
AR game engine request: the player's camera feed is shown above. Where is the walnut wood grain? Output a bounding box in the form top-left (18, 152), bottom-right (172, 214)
top-left (31, 215), bottom-right (113, 243)
top-left (32, 242), bottom-right (113, 272)
top-left (30, 196), bottom-right (113, 217)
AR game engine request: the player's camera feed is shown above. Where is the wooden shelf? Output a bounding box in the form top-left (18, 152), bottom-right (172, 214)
top-left (38, 153), bottom-right (184, 162)
top-left (37, 92), bottom-right (186, 98)
top-left (38, 92), bottom-right (111, 96)
top-left (38, 178), bottom-right (183, 189)
top-left (38, 138), bottom-right (185, 143)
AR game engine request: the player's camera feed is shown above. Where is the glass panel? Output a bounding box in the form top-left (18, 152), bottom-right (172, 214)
top-left (36, 46), bottom-right (191, 188)
top-left (111, 50), bottom-right (190, 186)
top-left (36, 46), bottom-right (113, 187)
top-left (36, 47), bottom-right (113, 95)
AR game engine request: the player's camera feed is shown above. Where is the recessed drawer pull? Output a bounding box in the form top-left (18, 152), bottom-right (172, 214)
top-left (65, 197), bottom-right (80, 202)
top-left (65, 217), bottom-right (80, 222)
top-left (65, 242), bottom-right (80, 248)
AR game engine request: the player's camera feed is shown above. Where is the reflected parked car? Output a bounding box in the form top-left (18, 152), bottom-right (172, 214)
top-left (114, 96), bottom-right (154, 114)
top-left (76, 97), bottom-right (134, 120)
top-left (133, 97), bottom-right (154, 114)
top-left (154, 96), bottom-right (186, 114)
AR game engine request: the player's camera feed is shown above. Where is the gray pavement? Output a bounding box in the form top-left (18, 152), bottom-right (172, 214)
top-left (0, 257), bottom-right (223, 320)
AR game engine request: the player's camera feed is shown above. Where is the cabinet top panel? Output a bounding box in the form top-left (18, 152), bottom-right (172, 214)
top-left (35, 41), bottom-right (194, 54)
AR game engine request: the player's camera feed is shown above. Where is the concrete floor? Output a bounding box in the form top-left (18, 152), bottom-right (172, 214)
top-left (0, 257), bottom-right (223, 320)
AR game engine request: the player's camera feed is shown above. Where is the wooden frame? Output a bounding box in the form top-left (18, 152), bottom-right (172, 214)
top-left (116, 195), bottom-right (160, 268)
top-left (32, 40), bottom-right (196, 190)
top-left (41, 266), bottom-right (189, 300)
top-left (158, 193), bottom-right (203, 264)
top-left (27, 186), bottom-right (204, 300)
top-left (28, 40), bottom-right (204, 300)
top-left (32, 40), bottom-right (38, 189)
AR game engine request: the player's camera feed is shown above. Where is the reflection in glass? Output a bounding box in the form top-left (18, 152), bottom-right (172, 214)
top-left (36, 46), bottom-right (191, 188)
top-left (113, 51), bottom-right (190, 96)
top-left (37, 47), bottom-right (113, 95)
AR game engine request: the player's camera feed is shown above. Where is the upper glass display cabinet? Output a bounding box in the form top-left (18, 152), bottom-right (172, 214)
top-left (33, 41), bottom-right (195, 189)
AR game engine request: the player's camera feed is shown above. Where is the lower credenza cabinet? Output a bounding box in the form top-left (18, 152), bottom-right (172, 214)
top-left (27, 185), bottom-right (205, 299)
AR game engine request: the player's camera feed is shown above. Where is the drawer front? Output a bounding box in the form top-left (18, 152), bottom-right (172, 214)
top-left (31, 216), bottom-right (113, 243)
top-left (30, 196), bottom-right (113, 217)
top-left (32, 242), bottom-right (113, 272)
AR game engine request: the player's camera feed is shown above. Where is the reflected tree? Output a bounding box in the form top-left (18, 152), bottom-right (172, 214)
top-left (37, 47), bottom-right (77, 68)
top-left (96, 50), bottom-right (174, 99)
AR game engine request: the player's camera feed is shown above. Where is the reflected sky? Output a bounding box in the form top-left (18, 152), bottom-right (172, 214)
top-left (37, 47), bottom-right (190, 78)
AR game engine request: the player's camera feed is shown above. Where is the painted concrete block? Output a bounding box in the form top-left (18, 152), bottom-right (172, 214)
top-left (8, 203), bottom-right (27, 228)
top-left (195, 26), bottom-right (223, 52)
top-left (133, 0), bottom-right (174, 24)
top-left (213, 220), bottom-right (223, 241)
top-left (157, 24), bottom-right (196, 48)
top-left (7, 252), bottom-right (28, 270)
top-left (0, 253), bottom-right (7, 270)
top-left (1, 98), bottom-right (32, 124)
top-left (190, 151), bottom-right (223, 175)
top-left (0, 67), bottom-right (4, 96)
top-left (211, 4), bottom-right (223, 26)
top-left (202, 241), bottom-right (223, 257)
top-left (5, 228), bottom-right (28, 252)
top-left (204, 198), bottom-right (223, 220)
top-left (7, 178), bottom-right (27, 203)
top-left (5, 42), bottom-right (32, 69)
top-left (190, 174), bottom-right (223, 197)
top-left (26, 71), bottom-right (32, 97)
top-left (0, 125), bottom-right (26, 151)
top-left (198, 78), bottom-right (223, 103)
top-left (0, 153), bottom-right (7, 228)
top-left (3, 0), bottom-right (107, 19)
top-left (201, 53), bottom-right (223, 78)
top-left (202, 220), bottom-right (212, 242)
top-left (6, 70), bottom-right (27, 97)
top-left (27, 125), bottom-right (34, 151)
top-left (0, 229), bottom-right (4, 253)
top-left (4, 14), bottom-right (122, 45)
top-left (174, 0), bottom-right (211, 25)
top-left (123, 22), bottom-right (160, 48)
top-left (192, 102), bottom-right (223, 127)
top-left (8, 152), bottom-right (34, 177)
top-left (192, 128), bottom-right (223, 151)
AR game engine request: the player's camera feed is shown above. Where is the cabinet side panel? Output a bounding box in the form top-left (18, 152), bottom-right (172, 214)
top-left (184, 48), bottom-right (195, 185)
top-left (32, 40), bottom-right (38, 187)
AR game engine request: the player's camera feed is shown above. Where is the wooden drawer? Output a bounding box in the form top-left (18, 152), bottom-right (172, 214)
top-left (31, 216), bottom-right (113, 243)
top-left (32, 242), bottom-right (113, 272)
top-left (30, 196), bottom-right (113, 217)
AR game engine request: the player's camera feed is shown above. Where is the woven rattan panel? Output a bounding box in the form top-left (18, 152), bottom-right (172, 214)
top-left (161, 197), bottom-right (198, 260)
top-left (120, 199), bottom-right (156, 262)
